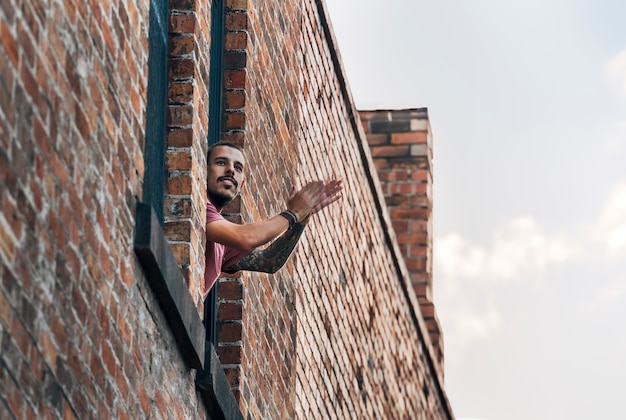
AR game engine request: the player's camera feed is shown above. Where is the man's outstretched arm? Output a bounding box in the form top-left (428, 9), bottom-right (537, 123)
top-left (226, 179), bottom-right (343, 273)
top-left (206, 181), bottom-right (325, 252)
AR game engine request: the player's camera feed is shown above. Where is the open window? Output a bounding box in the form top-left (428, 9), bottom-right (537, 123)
top-left (133, 0), bottom-right (242, 416)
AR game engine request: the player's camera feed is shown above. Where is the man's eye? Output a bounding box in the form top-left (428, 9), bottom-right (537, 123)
top-left (235, 165), bottom-right (243, 171)
top-left (216, 161), bottom-right (225, 165)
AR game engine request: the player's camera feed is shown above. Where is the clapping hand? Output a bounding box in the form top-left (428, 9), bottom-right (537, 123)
top-left (293, 179), bottom-right (343, 225)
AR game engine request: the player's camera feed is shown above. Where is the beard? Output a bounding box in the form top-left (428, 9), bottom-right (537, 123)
top-left (207, 189), bottom-right (234, 209)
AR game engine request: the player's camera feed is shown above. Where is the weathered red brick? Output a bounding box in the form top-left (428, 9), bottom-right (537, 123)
top-left (225, 12), bottom-right (247, 31)
top-left (169, 13), bottom-right (196, 33)
top-left (225, 0), bottom-right (247, 10)
top-left (166, 173), bottom-right (193, 194)
top-left (170, 243), bottom-right (190, 265)
top-left (370, 145), bottom-right (409, 157)
top-left (165, 151), bottom-right (192, 171)
top-left (218, 302), bottom-right (243, 321)
top-left (168, 105), bottom-right (193, 126)
top-left (167, 128), bottom-right (194, 147)
top-left (169, 81), bottom-right (194, 104)
top-left (2, 196), bottom-right (23, 239)
top-left (170, 34), bottom-right (194, 56)
top-left (224, 111), bottom-right (245, 129)
top-left (1, 21), bottom-right (19, 67)
top-left (224, 70), bottom-right (247, 89)
top-left (390, 131), bottom-right (428, 145)
top-left (0, 289), bottom-right (12, 327)
top-left (164, 220), bottom-right (192, 241)
top-left (365, 133), bottom-right (388, 146)
top-left (169, 58), bottom-right (195, 79)
top-left (225, 90), bottom-right (245, 109)
top-left (219, 322), bottom-right (242, 343)
top-left (225, 32), bottom-right (247, 50)
top-left (216, 345), bottom-right (241, 364)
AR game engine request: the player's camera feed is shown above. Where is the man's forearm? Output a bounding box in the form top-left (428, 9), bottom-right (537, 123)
top-left (206, 213), bottom-right (292, 252)
top-left (227, 223), bottom-right (306, 273)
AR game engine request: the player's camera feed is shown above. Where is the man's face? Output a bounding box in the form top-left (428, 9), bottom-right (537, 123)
top-left (207, 145), bottom-right (245, 208)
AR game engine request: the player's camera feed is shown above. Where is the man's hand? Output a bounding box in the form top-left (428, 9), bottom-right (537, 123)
top-left (286, 181), bottom-right (325, 222)
top-left (295, 179), bottom-right (343, 225)
top-left (227, 179), bottom-right (343, 274)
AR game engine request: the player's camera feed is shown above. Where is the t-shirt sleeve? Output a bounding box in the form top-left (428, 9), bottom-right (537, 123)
top-left (206, 199), bottom-right (250, 273)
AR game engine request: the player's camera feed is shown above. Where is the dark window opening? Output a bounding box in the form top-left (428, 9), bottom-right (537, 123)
top-left (195, 4), bottom-right (243, 416)
top-left (136, 3), bottom-right (242, 416)
top-left (205, 0), bottom-right (225, 349)
top-left (143, 0), bottom-right (169, 223)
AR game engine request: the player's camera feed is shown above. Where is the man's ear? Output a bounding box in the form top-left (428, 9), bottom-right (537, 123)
top-left (239, 176), bottom-right (246, 190)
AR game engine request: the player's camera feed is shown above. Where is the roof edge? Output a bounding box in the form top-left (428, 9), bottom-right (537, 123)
top-left (315, 1), bottom-right (453, 417)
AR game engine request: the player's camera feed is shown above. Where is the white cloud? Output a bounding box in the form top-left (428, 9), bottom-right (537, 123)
top-left (436, 216), bottom-right (581, 285)
top-left (589, 182), bottom-right (626, 257)
top-left (442, 295), bottom-right (503, 364)
top-left (436, 185), bottom-right (626, 361)
top-left (488, 217), bottom-right (580, 281)
top-left (435, 233), bottom-right (486, 287)
top-left (434, 216), bottom-right (582, 361)
top-left (606, 48), bottom-right (626, 96)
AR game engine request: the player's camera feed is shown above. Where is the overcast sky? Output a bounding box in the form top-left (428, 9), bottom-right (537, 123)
top-left (326, 1), bottom-right (626, 419)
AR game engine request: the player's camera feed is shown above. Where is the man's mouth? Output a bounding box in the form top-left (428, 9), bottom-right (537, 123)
top-left (218, 176), bottom-right (237, 188)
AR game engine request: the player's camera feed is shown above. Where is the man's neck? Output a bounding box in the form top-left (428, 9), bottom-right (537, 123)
top-left (207, 193), bottom-right (231, 213)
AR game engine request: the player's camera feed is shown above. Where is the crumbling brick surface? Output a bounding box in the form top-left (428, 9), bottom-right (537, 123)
top-left (0, 0), bottom-right (208, 418)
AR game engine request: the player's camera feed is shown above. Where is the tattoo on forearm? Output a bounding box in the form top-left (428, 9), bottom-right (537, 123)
top-left (228, 224), bottom-right (306, 273)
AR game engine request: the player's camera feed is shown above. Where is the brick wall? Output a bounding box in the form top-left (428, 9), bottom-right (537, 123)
top-left (360, 108), bottom-right (445, 369)
top-left (165, 0), bottom-right (214, 315)
top-left (213, 1), bottom-right (453, 418)
top-left (0, 0), bottom-right (209, 418)
top-left (0, 0), bottom-right (453, 418)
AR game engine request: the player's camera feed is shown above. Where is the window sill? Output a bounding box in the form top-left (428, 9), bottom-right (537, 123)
top-left (196, 342), bottom-right (244, 419)
top-left (134, 202), bottom-right (205, 369)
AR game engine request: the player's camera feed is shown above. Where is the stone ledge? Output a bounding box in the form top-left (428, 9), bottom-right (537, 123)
top-left (196, 342), bottom-right (244, 420)
top-left (134, 201), bottom-right (205, 369)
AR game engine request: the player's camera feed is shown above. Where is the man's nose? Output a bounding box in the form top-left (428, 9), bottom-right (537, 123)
top-left (224, 163), bottom-right (235, 174)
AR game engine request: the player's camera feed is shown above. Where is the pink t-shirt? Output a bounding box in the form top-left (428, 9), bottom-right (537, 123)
top-left (204, 200), bottom-right (250, 297)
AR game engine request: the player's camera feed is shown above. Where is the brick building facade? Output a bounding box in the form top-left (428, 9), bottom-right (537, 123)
top-left (360, 108), bottom-right (444, 368)
top-left (0, 0), bottom-right (453, 418)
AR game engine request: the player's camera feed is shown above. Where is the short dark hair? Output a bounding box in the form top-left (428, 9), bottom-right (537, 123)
top-left (206, 141), bottom-right (243, 162)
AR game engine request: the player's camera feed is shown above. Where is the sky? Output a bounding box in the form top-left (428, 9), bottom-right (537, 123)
top-left (326, 1), bottom-right (626, 419)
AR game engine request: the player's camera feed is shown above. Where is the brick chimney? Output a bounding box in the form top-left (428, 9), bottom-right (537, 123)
top-left (360, 108), bottom-right (444, 365)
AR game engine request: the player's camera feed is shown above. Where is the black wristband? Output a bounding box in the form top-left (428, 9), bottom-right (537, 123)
top-left (279, 210), bottom-right (298, 229)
